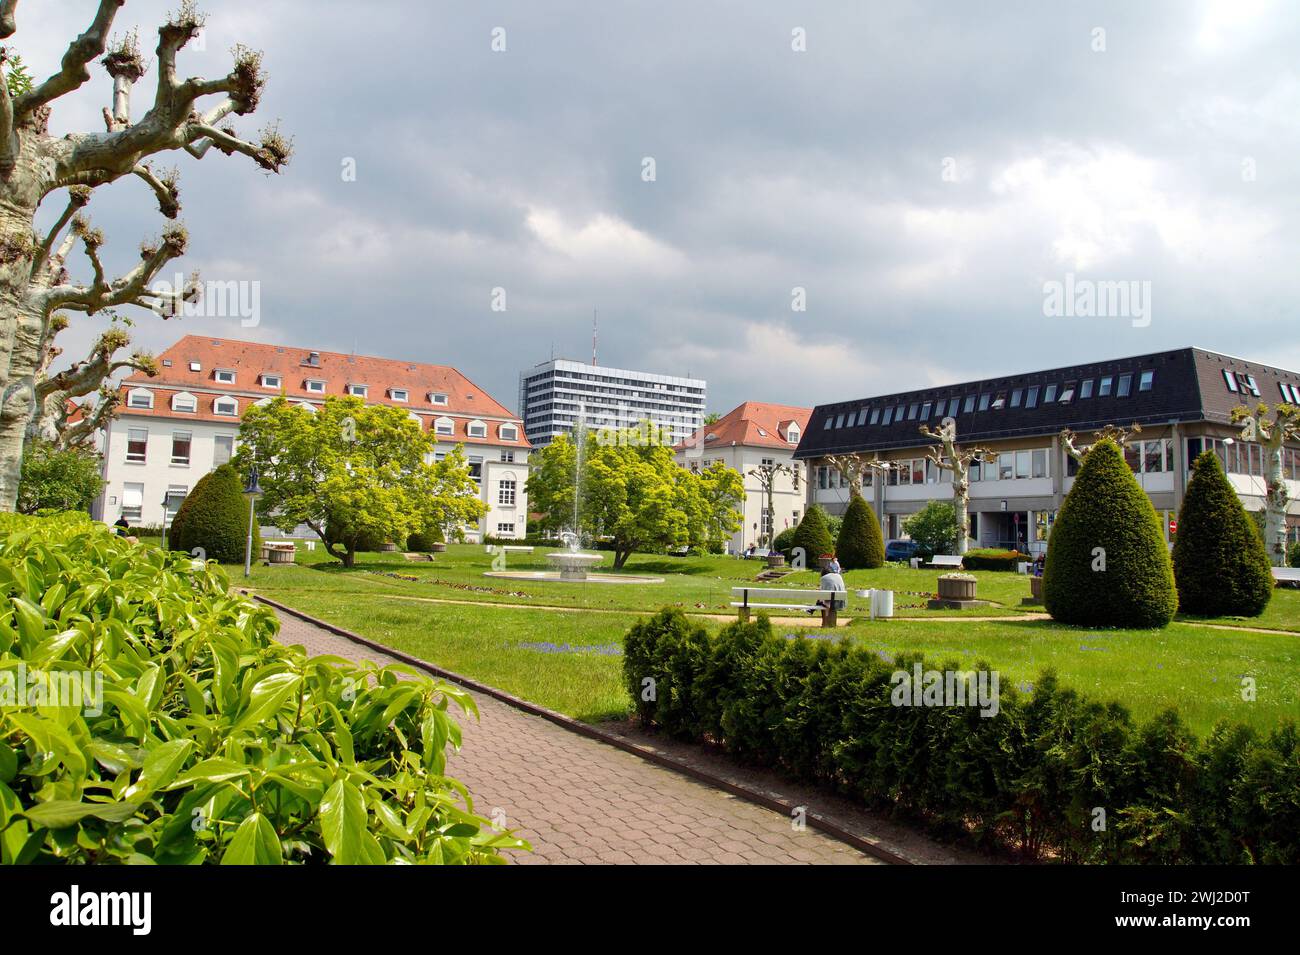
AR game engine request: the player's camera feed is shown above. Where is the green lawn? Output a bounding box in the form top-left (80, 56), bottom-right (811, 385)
top-left (240, 542), bottom-right (1300, 736)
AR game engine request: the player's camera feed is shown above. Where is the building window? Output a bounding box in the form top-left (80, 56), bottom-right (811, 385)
top-left (1223, 369), bottom-right (1238, 392)
top-left (347, 384), bottom-right (368, 398)
top-left (970, 458), bottom-right (982, 482)
top-left (390, 388), bottom-right (408, 402)
top-left (1015, 450), bottom-right (1031, 479)
top-left (500, 424), bottom-right (518, 441)
top-left (171, 431), bottom-right (192, 466)
top-left (1043, 384), bottom-right (1058, 403)
top-left (126, 428), bottom-right (148, 464)
top-left (434, 417), bottom-right (454, 436)
top-left (998, 453), bottom-right (1014, 481)
top-left (1237, 373), bottom-right (1260, 397)
top-left (977, 393), bottom-right (990, 411)
top-left (468, 456), bottom-right (483, 484)
top-left (122, 483), bottom-right (144, 521)
top-left (214, 435), bottom-right (234, 467)
top-left (501, 450), bottom-right (514, 463)
top-left (823, 417), bottom-right (833, 430)
top-left (171, 392), bottom-right (196, 413)
top-left (188, 361), bottom-right (201, 372)
top-left (214, 397), bottom-right (238, 416)
top-left (881, 407), bottom-right (893, 426)
top-left (1025, 386), bottom-right (1039, 408)
top-left (430, 392), bottom-right (448, 405)
top-left (1098, 376), bottom-right (1113, 397)
top-left (497, 523), bottom-right (515, 535)
top-left (165, 485), bottom-right (187, 515)
top-left (1080, 379), bottom-right (1094, 399)
top-left (214, 369), bottom-right (236, 384)
top-left (497, 479), bottom-right (516, 506)
top-left (1059, 384), bottom-right (1075, 404)
top-left (1010, 389), bottom-right (1022, 408)
top-left (127, 388), bottom-right (153, 410)
top-left (962, 395), bottom-right (975, 414)
top-left (261, 374), bottom-right (282, 389)
top-left (467, 420), bottom-right (487, 438)
top-left (990, 393), bottom-right (1006, 411)
top-left (1032, 448), bottom-right (1048, 479)
top-left (788, 423), bottom-right (802, 442)
top-left (1117, 374), bottom-right (1132, 397)
top-left (306, 379), bottom-right (326, 393)
top-left (1139, 370), bottom-right (1154, 392)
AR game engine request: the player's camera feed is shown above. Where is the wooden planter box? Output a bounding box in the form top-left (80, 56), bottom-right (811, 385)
top-left (261, 543), bottom-right (296, 565)
top-left (379, 542), bottom-right (398, 552)
top-left (431, 542), bottom-right (447, 553)
top-left (766, 552), bottom-right (786, 568)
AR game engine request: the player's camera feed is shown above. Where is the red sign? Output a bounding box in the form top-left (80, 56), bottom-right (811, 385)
top-left (1169, 520), bottom-right (1178, 533)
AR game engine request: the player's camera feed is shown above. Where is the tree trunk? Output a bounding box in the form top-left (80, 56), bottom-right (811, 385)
top-left (1264, 443), bottom-right (1289, 566)
top-left (952, 468), bottom-right (971, 555)
top-left (613, 548), bottom-right (630, 569)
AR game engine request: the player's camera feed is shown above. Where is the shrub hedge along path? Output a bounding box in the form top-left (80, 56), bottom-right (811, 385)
top-left (271, 608), bottom-right (882, 865)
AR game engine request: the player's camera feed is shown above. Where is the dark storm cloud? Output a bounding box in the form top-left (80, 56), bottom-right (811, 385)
top-left (28, 0), bottom-right (1300, 414)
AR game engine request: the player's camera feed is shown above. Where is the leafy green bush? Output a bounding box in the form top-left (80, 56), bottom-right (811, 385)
top-left (771, 527), bottom-right (797, 557)
top-left (836, 493), bottom-right (884, 569)
top-left (407, 525), bottom-right (445, 552)
top-left (791, 505), bottom-right (834, 563)
top-left (1173, 451), bottom-right (1273, 617)
top-left (624, 608), bottom-right (1300, 863)
top-left (168, 464), bottom-right (258, 564)
top-left (1043, 439), bottom-right (1178, 628)
top-left (17, 440), bottom-right (104, 515)
top-left (1289, 541), bottom-right (1299, 569)
top-left (901, 500), bottom-right (957, 560)
top-left (960, 548), bottom-right (1026, 571)
top-left (0, 513), bottom-right (525, 864)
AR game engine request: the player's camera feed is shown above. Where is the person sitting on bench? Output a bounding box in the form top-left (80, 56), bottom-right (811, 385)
top-left (808, 567), bottom-right (847, 615)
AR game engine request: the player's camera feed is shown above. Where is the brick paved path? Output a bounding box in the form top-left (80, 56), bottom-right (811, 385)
top-left (274, 610), bottom-right (879, 865)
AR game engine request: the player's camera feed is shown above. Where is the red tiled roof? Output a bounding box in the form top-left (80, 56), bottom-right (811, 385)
top-left (676, 400), bottom-right (811, 451)
top-left (117, 336), bottom-right (530, 448)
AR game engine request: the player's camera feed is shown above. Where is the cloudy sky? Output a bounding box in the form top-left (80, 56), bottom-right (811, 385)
top-left (28, 0), bottom-right (1300, 417)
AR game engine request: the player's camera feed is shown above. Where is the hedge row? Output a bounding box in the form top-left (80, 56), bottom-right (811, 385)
top-left (623, 609), bottom-right (1299, 863)
top-left (960, 548), bottom-right (1027, 572)
top-left (0, 513), bottom-right (525, 864)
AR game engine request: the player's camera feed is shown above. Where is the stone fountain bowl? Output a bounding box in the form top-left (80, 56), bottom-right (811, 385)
top-left (545, 551), bottom-right (605, 581)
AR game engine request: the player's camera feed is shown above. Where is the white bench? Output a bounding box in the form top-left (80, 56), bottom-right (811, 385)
top-left (731, 586), bottom-right (848, 628)
top-left (928, 555), bottom-right (963, 569)
top-left (501, 545), bottom-right (534, 554)
top-left (1272, 567), bottom-right (1300, 588)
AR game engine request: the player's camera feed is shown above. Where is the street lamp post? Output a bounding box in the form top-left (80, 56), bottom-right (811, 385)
top-left (242, 463), bottom-right (263, 578)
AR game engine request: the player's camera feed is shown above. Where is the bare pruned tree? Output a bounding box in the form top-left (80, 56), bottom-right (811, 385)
top-left (919, 418), bottom-right (996, 554)
top-left (0, 1), bottom-right (290, 510)
top-left (1060, 423), bottom-right (1142, 463)
top-left (1231, 402), bottom-right (1299, 566)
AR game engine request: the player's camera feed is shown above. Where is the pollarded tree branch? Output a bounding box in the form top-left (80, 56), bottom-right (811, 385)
top-left (0, 1), bottom-right (17, 40)
top-left (45, 220), bottom-right (189, 315)
top-left (14, 0), bottom-right (124, 119)
top-left (132, 162), bottom-right (178, 217)
top-left (31, 186), bottom-right (93, 284)
top-left (31, 324), bottom-right (157, 447)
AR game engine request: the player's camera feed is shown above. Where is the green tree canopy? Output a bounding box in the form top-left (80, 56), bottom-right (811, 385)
top-left (902, 500), bottom-right (958, 560)
top-left (234, 396), bottom-right (486, 567)
top-left (1172, 450), bottom-right (1273, 617)
top-left (16, 440), bottom-right (103, 515)
top-left (1043, 438), bottom-right (1177, 628)
top-left (838, 491), bottom-right (885, 569)
top-left (526, 425), bottom-right (743, 567)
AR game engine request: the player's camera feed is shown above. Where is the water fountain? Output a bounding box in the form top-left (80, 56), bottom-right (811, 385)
top-left (545, 531), bottom-right (605, 581)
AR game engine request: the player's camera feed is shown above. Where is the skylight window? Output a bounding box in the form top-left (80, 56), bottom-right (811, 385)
top-left (1139, 370), bottom-right (1154, 392)
top-left (1043, 384), bottom-right (1058, 403)
top-left (963, 395), bottom-right (975, 413)
top-left (869, 408), bottom-right (880, 424)
top-left (1237, 373), bottom-right (1260, 397)
top-left (978, 393), bottom-right (990, 411)
top-left (990, 393), bottom-right (1006, 410)
top-left (1025, 387), bottom-right (1038, 409)
top-left (1059, 385), bottom-right (1075, 404)
top-left (1099, 377), bottom-right (1113, 397)
top-left (1010, 389), bottom-right (1022, 408)
top-left (1080, 379), bottom-right (1094, 399)
top-left (1223, 369), bottom-right (1238, 392)
top-left (1117, 374), bottom-right (1132, 398)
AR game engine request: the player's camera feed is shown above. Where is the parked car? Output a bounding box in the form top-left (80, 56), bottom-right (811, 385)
top-left (885, 539), bottom-right (919, 561)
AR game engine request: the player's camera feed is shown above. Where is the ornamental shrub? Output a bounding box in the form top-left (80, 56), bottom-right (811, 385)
top-left (836, 492), bottom-right (885, 569)
top-left (771, 527), bottom-right (797, 557)
top-left (1043, 438), bottom-right (1178, 628)
top-left (0, 513), bottom-right (526, 864)
top-left (624, 607), bottom-right (1300, 863)
top-left (1172, 451), bottom-right (1273, 617)
top-left (960, 548), bottom-right (1026, 572)
top-left (168, 464), bottom-right (258, 564)
top-left (791, 505), bottom-right (834, 564)
top-left (407, 524), bottom-right (445, 552)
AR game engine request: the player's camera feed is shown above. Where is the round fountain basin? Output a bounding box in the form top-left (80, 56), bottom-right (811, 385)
top-left (545, 551), bottom-right (605, 581)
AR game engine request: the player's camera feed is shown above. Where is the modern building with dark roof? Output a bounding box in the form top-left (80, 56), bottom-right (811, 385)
top-left (794, 347), bottom-right (1300, 553)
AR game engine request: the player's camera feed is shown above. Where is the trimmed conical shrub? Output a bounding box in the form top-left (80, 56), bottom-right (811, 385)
top-left (1043, 438), bottom-right (1177, 628)
top-left (837, 491), bottom-right (885, 569)
top-left (792, 504), bottom-right (835, 566)
top-left (169, 464), bottom-right (258, 564)
top-left (1172, 451), bottom-right (1273, 617)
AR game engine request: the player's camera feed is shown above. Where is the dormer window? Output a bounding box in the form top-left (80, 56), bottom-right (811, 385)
top-left (296, 401), bottom-right (317, 414)
top-left (126, 388), bottom-right (154, 410)
top-left (305, 379), bottom-right (326, 394)
top-left (347, 384), bottom-right (368, 398)
top-left (499, 424), bottom-right (518, 441)
top-left (260, 374), bottom-right (282, 389)
top-left (171, 392), bottom-right (197, 413)
top-left (434, 416), bottom-right (454, 436)
top-left (188, 361), bottom-right (201, 372)
top-left (786, 424), bottom-right (800, 443)
top-left (467, 420), bottom-right (487, 439)
top-left (390, 388), bottom-right (408, 402)
top-left (429, 392), bottom-right (448, 406)
top-left (214, 369), bottom-right (236, 384)
top-left (213, 397), bottom-right (238, 416)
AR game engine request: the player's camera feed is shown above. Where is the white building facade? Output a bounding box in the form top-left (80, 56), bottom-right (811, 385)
top-left (520, 358), bottom-right (706, 449)
top-left (95, 336), bottom-right (530, 542)
top-left (674, 401), bottom-right (811, 554)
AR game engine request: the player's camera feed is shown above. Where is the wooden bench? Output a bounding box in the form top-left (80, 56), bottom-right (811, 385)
top-left (928, 555), bottom-right (963, 569)
top-left (731, 586), bottom-right (848, 628)
top-left (1272, 567), bottom-right (1300, 588)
